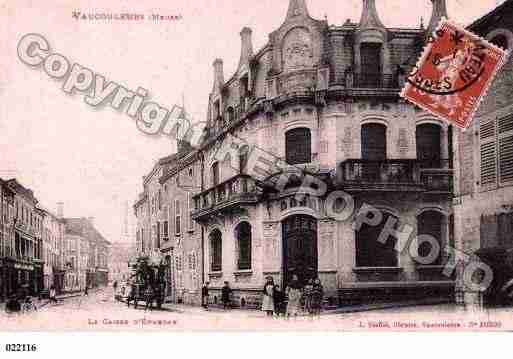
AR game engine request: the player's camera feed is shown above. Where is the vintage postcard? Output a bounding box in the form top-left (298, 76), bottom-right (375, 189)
top-left (2, 0), bottom-right (513, 341)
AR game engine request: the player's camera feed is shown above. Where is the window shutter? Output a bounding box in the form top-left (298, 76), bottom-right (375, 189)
top-left (480, 118), bottom-right (498, 187)
top-left (498, 114), bottom-right (513, 184)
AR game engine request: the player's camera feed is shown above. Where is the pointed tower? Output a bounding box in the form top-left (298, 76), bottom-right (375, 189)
top-left (238, 27), bottom-right (253, 69)
top-left (359, 0), bottom-right (385, 29)
top-left (285, 0), bottom-right (310, 20)
top-left (427, 0), bottom-right (448, 35)
top-left (355, 0), bottom-right (390, 78)
top-left (212, 58), bottom-right (224, 92)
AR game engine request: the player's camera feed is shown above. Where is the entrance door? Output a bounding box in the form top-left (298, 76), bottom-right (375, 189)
top-left (282, 215), bottom-right (318, 288)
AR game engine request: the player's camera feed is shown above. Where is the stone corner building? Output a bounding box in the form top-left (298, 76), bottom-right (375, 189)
top-left (137, 0), bottom-right (464, 308)
top-left (453, 0), bottom-right (513, 306)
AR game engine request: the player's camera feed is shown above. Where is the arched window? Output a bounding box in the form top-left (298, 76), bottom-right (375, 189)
top-left (210, 229), bottom-right (222, 272)
top-left (417, 211), bottom-right (444, 265)
top-left (285, 127), bottom-right (311, 165)
top-left (211, 162), bottom-right (219, 186)
top-left (236, 222), bottom-right (252, 270)
top-left (239, 145), bottom-right (249, 174)
top-left (416, 123), bottom-right (442, 168)
top-left (356, 211), bottom-right (398, 267)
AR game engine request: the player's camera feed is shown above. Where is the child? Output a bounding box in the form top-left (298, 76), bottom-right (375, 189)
top-left (304, 279), bottom-right (314, 315)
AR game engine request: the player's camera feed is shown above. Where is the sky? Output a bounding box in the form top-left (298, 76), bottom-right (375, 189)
top-left (0, 0), bottom-right (498, 243)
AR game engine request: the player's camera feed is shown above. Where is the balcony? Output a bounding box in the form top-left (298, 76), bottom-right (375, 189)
top-left (344, 72), bottom-right (400, 97)
top-left (352, 73), bottom-right (398, 89)
top-left (338, 159), bottom-right (453, 193)
top-left (192, 174), bottom-right (260, 221)
top-left (339, 159), bottom-right (423, 192)
top-left (419, 160), bottom-right (453, 193)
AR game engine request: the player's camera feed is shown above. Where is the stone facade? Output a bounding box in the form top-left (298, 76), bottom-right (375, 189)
top-left (134, 144), bottom-right (203, 306)
top-left (41, 209), bottom-right (65, 293)
top-left (62, 217), bottom-right (111, 292)
top-left (192, 0), bottom-right (455, 306)
top-left (453, 0), bottom-right (513, 304)
top-left (133, 0), bottom-right (500, 308)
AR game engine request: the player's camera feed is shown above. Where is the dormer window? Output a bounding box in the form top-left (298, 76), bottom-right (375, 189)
top-left (359, 43), bottom-right (382, 87)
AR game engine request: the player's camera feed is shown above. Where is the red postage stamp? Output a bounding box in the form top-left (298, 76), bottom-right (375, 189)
top-left (400, 18), bottom-right (509, 130)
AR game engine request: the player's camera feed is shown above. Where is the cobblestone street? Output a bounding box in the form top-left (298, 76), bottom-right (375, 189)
top-left (2, 288), bottom-right (512, 331)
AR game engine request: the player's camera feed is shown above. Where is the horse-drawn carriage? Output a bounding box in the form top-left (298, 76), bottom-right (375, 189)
top-left (126, 257), bottom-right (167, 310)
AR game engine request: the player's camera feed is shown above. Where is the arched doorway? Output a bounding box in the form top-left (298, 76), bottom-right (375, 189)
top-left (282, 214), bottom-right (318, 287)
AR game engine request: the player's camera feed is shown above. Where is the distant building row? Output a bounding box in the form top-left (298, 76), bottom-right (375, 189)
top-left (0, 178), bottom-right (111, 301)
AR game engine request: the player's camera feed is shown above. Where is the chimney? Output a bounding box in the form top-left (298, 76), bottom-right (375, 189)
top-left (212, 58), bottom-right (224, 91)
top-left (359, 0), bottom-right (385, 28)
top-left (57, 202), bottom-right (64, 219)
top-left (427, 0), bottom-right (448, 36)
top-left (238, 27), bottom-right (253, 67)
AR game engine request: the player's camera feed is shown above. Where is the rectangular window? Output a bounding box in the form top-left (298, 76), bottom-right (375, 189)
top-left (156, 222), bottom-right (161, 249)
top-left (187, 193), bottom-right (194, 232)
top-left (163, 221), bottom-right (169, 240)
top-left (175, 199), bottom-right (181, 235)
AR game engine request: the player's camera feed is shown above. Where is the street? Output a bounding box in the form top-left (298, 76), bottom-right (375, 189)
top-left (2, 288), bottom-right (513, 331)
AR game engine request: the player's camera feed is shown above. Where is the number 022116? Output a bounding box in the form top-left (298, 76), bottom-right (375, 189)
top-left (5, 344), bottom-right (37, 352)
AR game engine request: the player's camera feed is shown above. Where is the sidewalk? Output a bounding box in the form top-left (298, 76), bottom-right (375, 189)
top-left (115, 295), bottom-right (453, 316)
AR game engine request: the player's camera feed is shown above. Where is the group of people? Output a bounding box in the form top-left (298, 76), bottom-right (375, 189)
top-left (201, 281), bottom-right (232, 310)
top-left (200, 275), bottom-right (323, 318)
top-left (262, 275), bottom-right (323, 318)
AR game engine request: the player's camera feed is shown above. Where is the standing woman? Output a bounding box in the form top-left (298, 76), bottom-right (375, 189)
top-left (261, 276), bottom-right (275, 317)
top-left (286, 275), bottom-right (302, 319)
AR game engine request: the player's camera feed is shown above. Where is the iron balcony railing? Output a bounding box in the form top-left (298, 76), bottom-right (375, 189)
top-left (339, 159), bottom-right (453, 192)
top-left (340, 159), bottom-right (420, 184)
top-left (348, 73), bottom-right (399, 89)
top-left (193, 174), bottom-right (259, 213)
